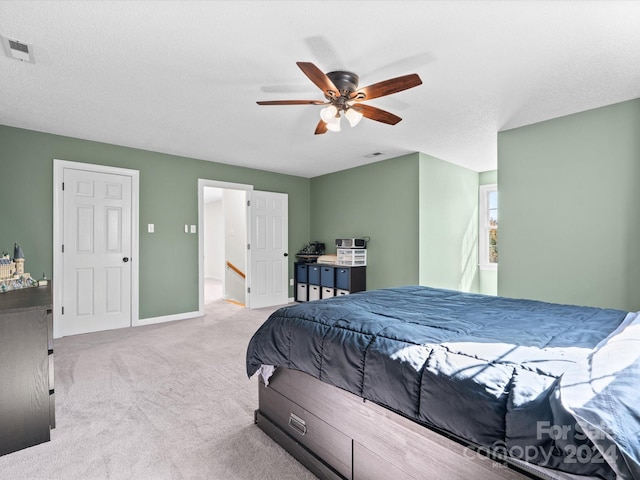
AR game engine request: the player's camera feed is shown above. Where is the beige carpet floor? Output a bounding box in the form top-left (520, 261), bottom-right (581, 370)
top-left (0, 300), bottom-right (317, 480)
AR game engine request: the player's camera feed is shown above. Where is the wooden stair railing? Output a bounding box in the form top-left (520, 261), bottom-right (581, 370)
top-left (226, 261), bottom-right (246, 279)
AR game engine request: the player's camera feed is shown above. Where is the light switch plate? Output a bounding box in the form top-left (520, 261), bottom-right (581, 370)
top-left (148, 224), bottom-right (154, 233)
top-left (190, 225), bottom-right (197, 233)
top-left (184, 225), bottom-right (189, 233)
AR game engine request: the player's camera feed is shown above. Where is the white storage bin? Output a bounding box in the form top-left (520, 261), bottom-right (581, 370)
top-left (322, 287), bottom-right (335, 299)
top-left (296, 283), bottom-right (308, 302)
top-left (308, 285), bottom-right (321, 301)
top-left (336, 289), bottom-right (350, 296)
top-left (337, 249), bottom-right (367, 266)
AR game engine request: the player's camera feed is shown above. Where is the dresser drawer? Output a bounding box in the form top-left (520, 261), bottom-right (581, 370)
top-left (47, 309), bottom-right (55, 429)
top-left (47, 310), bottom-right (53, 351)
top-left (259, 383), bottom-right (352, 479)
top-left (48, 353), bottom-right (55, 391)
top-left (49, 392), bottom-right (56, 429)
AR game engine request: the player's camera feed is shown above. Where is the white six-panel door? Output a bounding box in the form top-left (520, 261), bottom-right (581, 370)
top-left (61, 168), bottom-right (133, 336)
top-left (249, 190), bottom-right (289, 309)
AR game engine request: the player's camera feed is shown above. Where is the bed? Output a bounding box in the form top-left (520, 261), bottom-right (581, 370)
top-left (246, 286), bottom-right (640, 480)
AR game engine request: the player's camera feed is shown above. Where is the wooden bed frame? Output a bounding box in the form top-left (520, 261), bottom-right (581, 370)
top-left (254, 367), bottom-right (600, 480)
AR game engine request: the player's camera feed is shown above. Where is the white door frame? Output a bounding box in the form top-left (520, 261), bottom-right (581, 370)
top-left (53, 159), bottom-right (140, 338)
top-left (198, 179), bottom-right (253, 314)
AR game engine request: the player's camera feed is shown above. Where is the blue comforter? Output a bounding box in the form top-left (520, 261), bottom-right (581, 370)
top-left (246, 286), bottom-right (637, 479)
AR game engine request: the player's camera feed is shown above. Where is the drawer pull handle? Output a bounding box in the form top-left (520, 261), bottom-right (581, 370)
top-left (288, 413), bottom-right (307, 436)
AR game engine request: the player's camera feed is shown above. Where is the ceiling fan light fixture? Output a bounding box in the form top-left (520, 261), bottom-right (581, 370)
top-left (257, 62), bottom-right (422, 135)
top-left (345, 108), bottom-right (363, 127)
top-left (320, 105), bottom-right (338, 123)
top-left (325, 114), bottom-right (341, 132)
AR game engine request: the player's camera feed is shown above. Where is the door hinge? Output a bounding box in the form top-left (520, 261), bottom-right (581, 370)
top-left (62, 182), bottom-right (65, 191)
top-left (61, 306), bottom-right (64, 315)
top-left (247, 200), bottom-right (250, 207)
top-left (247, 243), bottom-right (250, 250)
top-left (247, 287), bottom-right (251, 294)
top-left (62, 244), bottom-right (64, 253)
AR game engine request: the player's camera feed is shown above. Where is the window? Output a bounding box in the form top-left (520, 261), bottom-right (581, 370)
top-left (479, 184), bottom-right (498, 270)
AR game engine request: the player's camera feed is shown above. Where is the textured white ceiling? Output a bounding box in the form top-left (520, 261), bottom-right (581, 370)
top-left (1, 1), bottom-right (639, 178)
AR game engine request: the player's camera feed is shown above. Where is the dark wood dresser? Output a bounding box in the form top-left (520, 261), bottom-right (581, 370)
top-left (0, 285), bottom-right (55, 456)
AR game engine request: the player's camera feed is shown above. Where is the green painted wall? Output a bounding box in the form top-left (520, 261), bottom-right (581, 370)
top-left (419, 153), bottom-right (479, 292)
top-left (498, 98), bottom-right (640, 311)
top-left (0, 124), bottom-right (311, 318)
top-left (310, 152), bottom-right (479, 293)
top-left (1, 121), bottom-right (496, 320)
top-left (478, 169), bottom-right (498, 295)
top-left (479, 170), bottom-right (497, 185)
top-left (310, 153), bottom-right (420, 290)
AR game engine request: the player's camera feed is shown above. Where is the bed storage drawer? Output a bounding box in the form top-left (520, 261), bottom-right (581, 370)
top-left (255, 410), bottom-right (345, 480)
top-left (258, 368), bottom-right (530, 480)
top-left (354, 441), bottom-right (413, 480)
top-left (259, 383), bottom-right (352, 479)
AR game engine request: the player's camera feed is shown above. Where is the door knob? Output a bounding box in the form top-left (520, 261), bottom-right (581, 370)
top-left (283, 253), bottom-right (289, 257)
top-left (123, 257), bottom-right (129, 263)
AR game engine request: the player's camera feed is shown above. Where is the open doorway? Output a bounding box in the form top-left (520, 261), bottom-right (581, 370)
top-left (198, 179), bottom-right (290, 314)
top-left (203, 187), bottom-right (224, 304)
top-left (198, 179), bottom-right (253, 314)
top-left (202, 184), bottom-right (248, 307)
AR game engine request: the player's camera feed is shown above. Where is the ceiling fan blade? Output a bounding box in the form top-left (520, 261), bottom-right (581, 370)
top-left (314, 120), bottom-right (328, 135)
top-left (296, 62), bottom-right (340, 98)
top-left (257, 100), bottom-right (327, 105)
top-left (352, 104), bottom-right (402, 125)
top-left (351, 73), bottom-right (422, 101)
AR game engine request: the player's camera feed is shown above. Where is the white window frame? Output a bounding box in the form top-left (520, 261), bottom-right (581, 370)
top-left (479, 184), bottom-right (497, 271)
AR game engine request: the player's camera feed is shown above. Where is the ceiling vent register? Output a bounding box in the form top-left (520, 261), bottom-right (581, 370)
top-left (1, 35), bottom-right (35, 63)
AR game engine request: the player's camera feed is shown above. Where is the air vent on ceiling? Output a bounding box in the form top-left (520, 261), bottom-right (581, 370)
top-left (1, 34), bottom-right (35, 63)
top-left (363, 152), bottom-right (384, 159)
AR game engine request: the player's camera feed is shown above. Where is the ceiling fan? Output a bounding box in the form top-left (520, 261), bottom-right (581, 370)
top-left (257, 62), bottom-right (422, 135)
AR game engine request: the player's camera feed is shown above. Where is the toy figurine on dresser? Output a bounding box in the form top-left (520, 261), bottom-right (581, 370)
top-left (0, 243), bottom-right (38, 292)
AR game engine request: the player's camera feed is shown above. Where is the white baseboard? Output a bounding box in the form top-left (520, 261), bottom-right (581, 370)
top-left (134, 310), bottom-right (201, 327)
